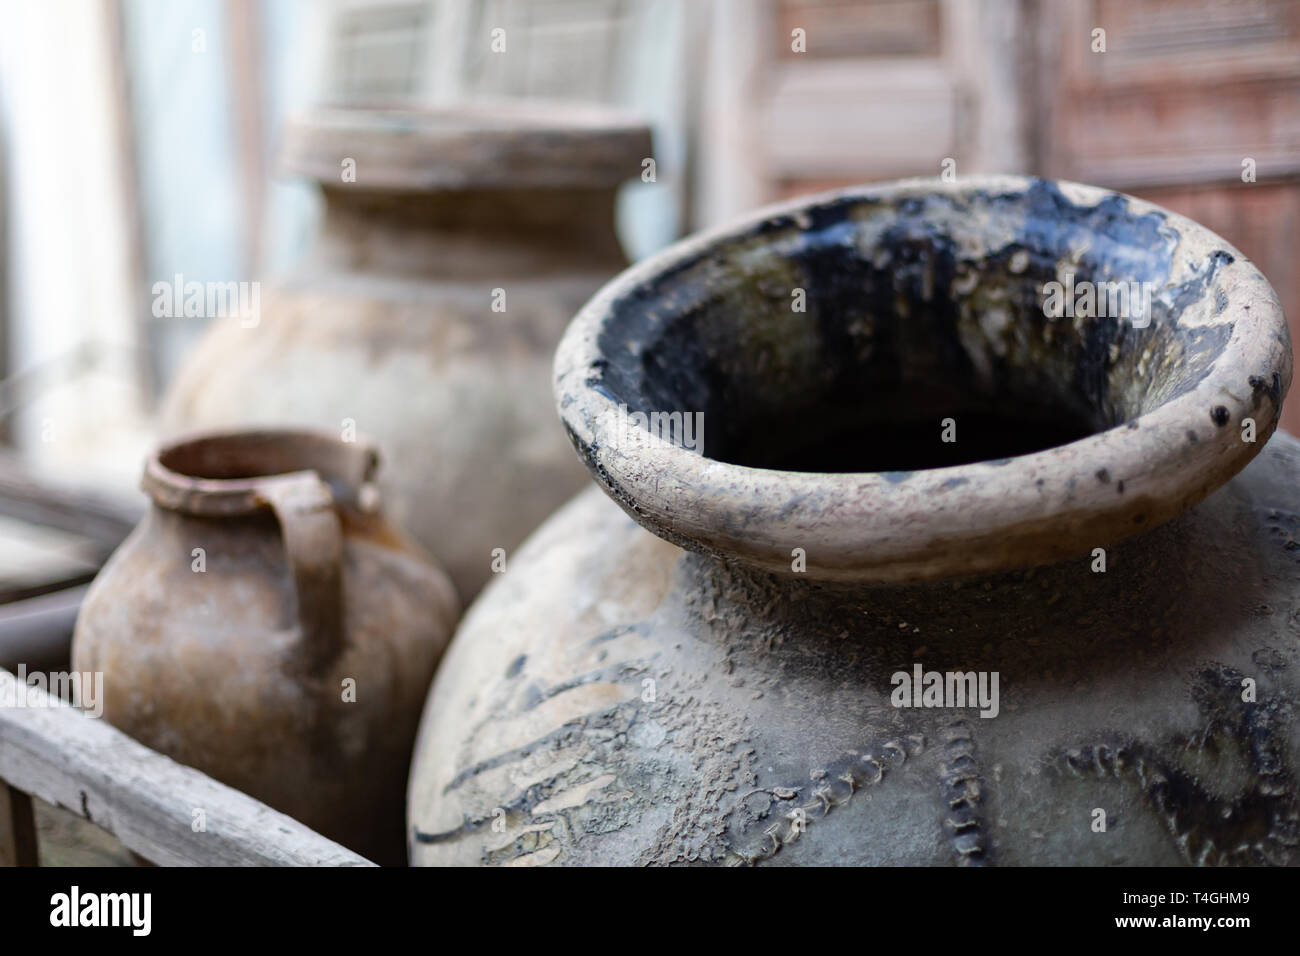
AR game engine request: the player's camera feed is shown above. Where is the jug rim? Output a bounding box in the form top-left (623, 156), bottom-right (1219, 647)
top-left (143, 428), bottom-right (380, 518)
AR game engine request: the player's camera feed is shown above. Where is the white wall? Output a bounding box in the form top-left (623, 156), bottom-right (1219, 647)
top-left (0, 0), bottom-right (150, 492)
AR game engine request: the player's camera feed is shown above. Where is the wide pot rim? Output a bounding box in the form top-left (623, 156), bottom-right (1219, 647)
top-left (280, 100), bottom-right (653, 191)
top-left (553, 174), bottom-right (1293, 582)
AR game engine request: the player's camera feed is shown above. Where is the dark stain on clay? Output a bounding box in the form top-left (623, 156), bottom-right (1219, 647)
top-left (1249, 373), bottom-right (1283, 411)
top-left (587, 623), bottom-right (647, 646)
top-left (1052, 663), bottom-right (1299, 865)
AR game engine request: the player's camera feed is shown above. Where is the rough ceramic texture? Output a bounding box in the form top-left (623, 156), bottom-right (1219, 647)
top-left (409, 177), bottom-right (1297, 866)
top-left (73, 430), bottom-right (458, 866)
top-left (162, 106), bottom-right (653, 601)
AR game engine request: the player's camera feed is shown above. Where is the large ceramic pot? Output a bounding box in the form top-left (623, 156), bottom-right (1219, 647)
top-left (161, 105), bottom-right (652, 601)
top-left (408, 176), bottom-right (1297, 866)
top-left (73, 429), bottom-right (458, 865)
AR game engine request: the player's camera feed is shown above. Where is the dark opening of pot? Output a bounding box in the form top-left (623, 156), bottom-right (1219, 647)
top-left (730, 402), bottom-right (1096, 473)
top-left (158, 433), bottom-right (318, 481)
top-left (590, 180), bottom-right (1236, 474)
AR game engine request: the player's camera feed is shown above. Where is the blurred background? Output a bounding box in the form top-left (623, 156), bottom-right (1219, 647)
top-left (0, 0), bottom-right (1296, 602)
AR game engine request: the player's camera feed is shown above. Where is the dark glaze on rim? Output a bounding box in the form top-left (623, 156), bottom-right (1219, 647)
top-left (554, 175), bottom-right (1292, 582)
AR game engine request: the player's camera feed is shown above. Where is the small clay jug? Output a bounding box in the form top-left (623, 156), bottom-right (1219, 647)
top-left (73, 429), bottom-right (458, 865)
top-left (409, 176), bottom-right (1297, 866)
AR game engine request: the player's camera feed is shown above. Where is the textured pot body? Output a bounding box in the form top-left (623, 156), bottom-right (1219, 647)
top-left (409, 177), bottom-right (1297, 866)
top-left (411, 445), bottom-right (1300, 866)
top-left (73, 431), bottom-right (458, 865)
top-left (161, 107), bottom-right (652, 600)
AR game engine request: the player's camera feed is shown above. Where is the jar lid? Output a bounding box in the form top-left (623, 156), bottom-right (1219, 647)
top-left (280, 101), bottom-right (654, 191)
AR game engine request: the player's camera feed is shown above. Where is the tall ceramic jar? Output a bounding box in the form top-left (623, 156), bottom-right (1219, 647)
top-left (161, 105), bottom-right (653, 601)
top-left (408, 177), bottom-right (1299, 866)
top-left (73, 429), bottom-right (459, 865)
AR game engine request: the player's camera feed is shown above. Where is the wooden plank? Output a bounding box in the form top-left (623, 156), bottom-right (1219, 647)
top-left (946, 0), bottom-right (1032, 175)
top-left (696, 0), bottom-right (775, 226)
top-left (1071, 0), bottom-right (1300, 88)
top-left (0, 668), bottom-right (374, 866)
top-left (226, 0), bottom-right (266, 274)
top-left (761, 59), bottom-right (957, 178)
top-left (104, 0), bottom-right (155, 399)
top-left (1039, 0), bottom-right (1300, 187)
top-left (0, 782), bottom-right (38, 866)
top-left (775, 0), bottom-right (942, 59)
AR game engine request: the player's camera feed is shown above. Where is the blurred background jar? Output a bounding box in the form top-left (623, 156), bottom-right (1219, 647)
top-left (159, 104), bottom-right (652, 600)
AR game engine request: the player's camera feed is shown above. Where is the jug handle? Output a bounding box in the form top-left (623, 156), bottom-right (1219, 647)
top-left (257, 472), bottom-right (344, 674)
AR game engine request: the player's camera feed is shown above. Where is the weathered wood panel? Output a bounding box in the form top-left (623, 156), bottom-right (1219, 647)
top-left (775, 0), bottom-right (943, 59)
top-left (0, 668), bottom-right (374, 866)
top-left (1038, 0), bottom-right (1300, 433)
